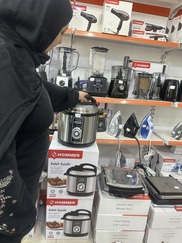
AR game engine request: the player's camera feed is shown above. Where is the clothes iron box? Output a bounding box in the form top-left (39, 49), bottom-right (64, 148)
top-left (150, 146), bottom-right (182, 174)
top-left (102, 0), bottom-right (133, 36)
top-left (69, 3), bottom-right (102, 32)
top-left (94, 177), bottom-right (151, 215)
top-left (47, 132), bottom-right (99, 199)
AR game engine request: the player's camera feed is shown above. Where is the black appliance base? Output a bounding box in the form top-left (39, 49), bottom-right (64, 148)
top-left (67, 191), bottom-right (94, 196)
top-left (64, 232), bottom-right (88, 237)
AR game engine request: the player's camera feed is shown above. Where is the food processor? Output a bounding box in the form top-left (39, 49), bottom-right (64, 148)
top-left (108, 56), bottom-right (132, 98)
top-left (56, 47), bottom-right (79, 87)
top-left (87, 46), bottom-right (109, 97)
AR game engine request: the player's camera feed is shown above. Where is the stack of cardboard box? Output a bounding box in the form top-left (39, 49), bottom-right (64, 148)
top-left (46, 132), bottom-right (99, 240)
top-left (92, 178), bottom-right (151, 243)
top-left (130, 19), bottom-right (168, 41)
top-left (144, 204), bottom-right (182, 243)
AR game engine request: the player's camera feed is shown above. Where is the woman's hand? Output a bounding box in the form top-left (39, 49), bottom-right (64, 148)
top-left (78, 91), bottom-right (89, 102)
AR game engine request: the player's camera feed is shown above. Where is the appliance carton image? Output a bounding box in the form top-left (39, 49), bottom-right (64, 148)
top-left (102, 0), bottom-right (133, 36)
top-left (69, 3), bottom-right (102, 32)
top-left (47, 162), bottom-right (97, 199)
top-left (47, 132), bottom-right (99, 198)
top-left (46, 198), bottom-right (93, 239)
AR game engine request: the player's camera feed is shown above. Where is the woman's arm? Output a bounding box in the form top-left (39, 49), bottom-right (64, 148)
top-left (42, 80), bottom-right (87, 112)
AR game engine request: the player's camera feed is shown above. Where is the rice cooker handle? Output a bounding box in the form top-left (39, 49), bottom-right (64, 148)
top-left (84, 94), bottom-right (97, 104)
top-left (62, 209), bottom-right (91, 219)
top-left (64, 163), bottom-right (97, 175)
top-left (75, 209), bottom-right (91, 218)
top-left (80, 163), bottom-right (97, 174)
top-left (61, 210), bottom-right (78, 219)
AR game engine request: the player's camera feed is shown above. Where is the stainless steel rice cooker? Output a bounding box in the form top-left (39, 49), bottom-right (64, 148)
top-left (58, 95), bottom-right (98, 147)
top-left (62, 209), bottom-right (91, 237)
top-left (64, 163), bottom-right (97, 196)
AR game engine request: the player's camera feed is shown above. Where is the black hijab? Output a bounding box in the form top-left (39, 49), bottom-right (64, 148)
top-left (0, 0), bottom-right (73, 160)
top-left (0, 0), bottom-right (73, 65)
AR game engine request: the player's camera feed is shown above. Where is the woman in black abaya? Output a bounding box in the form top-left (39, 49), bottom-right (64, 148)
top-left (0, 0), bottom-right (87, 242)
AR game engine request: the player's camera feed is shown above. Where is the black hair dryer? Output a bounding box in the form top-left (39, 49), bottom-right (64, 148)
top-left (80, 12), bottom-right (97, 31)
top-left (111, 8), bottom-right (129, 34)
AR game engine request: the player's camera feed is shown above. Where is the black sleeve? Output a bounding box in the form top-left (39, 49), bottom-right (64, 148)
top-left (42, 80), bottom-right (79, 112)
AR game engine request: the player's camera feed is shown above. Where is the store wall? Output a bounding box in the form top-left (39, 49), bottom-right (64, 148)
top-left (55, 3), bottom-right (182, 166)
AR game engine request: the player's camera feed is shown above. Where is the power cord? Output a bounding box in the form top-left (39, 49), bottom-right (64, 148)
top-left (144, 138), bottom-right (155, 162)
top-left (135, 136), bottom-right (141, 164)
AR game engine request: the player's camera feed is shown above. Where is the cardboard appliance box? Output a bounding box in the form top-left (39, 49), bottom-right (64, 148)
top-left (47, 132), bottom-right (99, 198)
top-left (168, 16), bottom-right (180, 43)
top-left (130, 19), bottom-right (168, 41)
top-left (177, 15), bottom-right (182, 43)
top-left (150, 146), bottom-right (182, 173)
top-left (144, 224), bottom-right (182, 243)
top-left (69, 3), bottom-right (102, 32)
top-left (94, 178), bottom-right (151, 216)
top-left (170, 146), bottom-right (182, 155)
top-left (94, 214), bottom-right (148, 231)
top-left (147, 203), bottom-right (182, 229)
top-left (46, 198), bottom-right (93, 239)
top-left (94, 229), bottom-right (145, 243)
top-left (102, 0), bottom-right (133, 36)
top-left (129, 60), bottom-right (168, 74)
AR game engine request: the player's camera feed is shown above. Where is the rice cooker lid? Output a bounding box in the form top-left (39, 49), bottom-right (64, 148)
top-left (64, 103), bottom-right (98, 115)
top-left (66, 214), bottom-right (90, 220)
top-left (69, 169), bottom-right (95, 176)
top-left (63, 210), bottom-right (91, 221)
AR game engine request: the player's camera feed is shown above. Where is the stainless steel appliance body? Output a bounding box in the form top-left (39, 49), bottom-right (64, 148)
top-left (62, 210), bottom-right (91, 237)
top-left (58, 97), bottom-right (98, 147)
top-left (64, 163), bottom-right (97, 196)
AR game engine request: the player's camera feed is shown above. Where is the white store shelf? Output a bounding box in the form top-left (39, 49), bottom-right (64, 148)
top-left (154, 127), bottom-right (182, 146)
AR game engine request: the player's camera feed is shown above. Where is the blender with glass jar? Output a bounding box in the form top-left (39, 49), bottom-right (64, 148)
top-left (87, 46), bottom-right (109, 97)
top-left (55, 47), bottom-right (79, 87)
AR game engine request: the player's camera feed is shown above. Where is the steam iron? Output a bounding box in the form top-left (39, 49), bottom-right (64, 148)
top-left (108, 111), bottom-right (122, 138)
top-left (171, 122), bottom-right (182, 140)
top-left (139, 113), bottom-right (154, 139)
top-left (123, 113), bottom-right (140, 138)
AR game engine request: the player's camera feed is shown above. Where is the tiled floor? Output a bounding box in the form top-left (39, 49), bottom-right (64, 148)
top-left (22, 205), bottom-right (93, 243)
